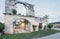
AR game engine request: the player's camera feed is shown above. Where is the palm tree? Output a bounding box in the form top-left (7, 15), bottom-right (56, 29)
top-left (45, 15), bottom-right (48, 22)
top-left (43, 15), bottom-right (48, 22)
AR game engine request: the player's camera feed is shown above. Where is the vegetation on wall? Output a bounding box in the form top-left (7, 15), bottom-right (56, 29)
top-left (12, 9), bottom-right (17, 15)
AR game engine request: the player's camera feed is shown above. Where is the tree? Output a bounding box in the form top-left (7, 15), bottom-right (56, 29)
top-left (0, 22), bottom-right (4, 33)
top-left (32, 25), bottom-right (37, 31)
top-left (47, 23), bottom-right (53, 30)
top-left (12, 9), bottom-right (17, 15)
top-left (45, 15), bottom-right (48, 22)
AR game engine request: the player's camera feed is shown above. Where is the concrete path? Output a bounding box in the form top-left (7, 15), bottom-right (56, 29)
top-left (33, 32), bottom-right (60, 39)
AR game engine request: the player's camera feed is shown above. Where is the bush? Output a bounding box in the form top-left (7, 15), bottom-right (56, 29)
top-left (0, 22), bottom-right (4, 32)
top-left (32, 25), bottom-right (37, 31)
top-left (47, 23), bottom-right (53, 29)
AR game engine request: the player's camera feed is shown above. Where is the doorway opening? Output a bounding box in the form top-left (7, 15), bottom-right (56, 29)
top-left (13, 18), bottom-right (31, 33)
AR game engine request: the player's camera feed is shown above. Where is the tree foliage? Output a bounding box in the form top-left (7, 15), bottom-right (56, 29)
top-left (47, 23), bottom-right (53, 29)
top-left (0, 22), bottom-right (4, 32)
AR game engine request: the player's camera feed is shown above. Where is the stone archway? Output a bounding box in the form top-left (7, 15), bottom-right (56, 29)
top-left (13, 18), bottom-right (31, 33)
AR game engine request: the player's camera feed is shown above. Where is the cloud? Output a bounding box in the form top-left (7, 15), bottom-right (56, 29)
top-left (34, 7), bottom-right (60, 23)
top-left (0, 0), bottom-right (60, 23)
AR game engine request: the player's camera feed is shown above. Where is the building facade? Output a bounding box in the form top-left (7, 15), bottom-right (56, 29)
top-left (52, 22), bottom-right (60, 30)
top-left (4, 0), bottom-right (47, 34)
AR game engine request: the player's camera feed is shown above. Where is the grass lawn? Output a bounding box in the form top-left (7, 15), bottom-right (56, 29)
top-left (31, 30), bottom-right (60, 38)
top-left (0, 30), bottom-right (60, 39)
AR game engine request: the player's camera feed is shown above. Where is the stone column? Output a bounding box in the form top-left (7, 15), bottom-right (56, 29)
top-left (4, 15), bottom-right (14, 34)
top-left (5, 0), bottom-right (17, 14)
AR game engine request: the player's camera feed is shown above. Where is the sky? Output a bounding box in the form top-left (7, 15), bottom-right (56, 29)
top-left (0, 0), bottom-right (60, 23)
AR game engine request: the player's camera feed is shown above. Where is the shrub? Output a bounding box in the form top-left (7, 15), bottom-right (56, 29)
top-left (47, 23), bottom-right (53, 29)
top-left (0, 22), bottom-right (4, 32)
top-left (32, 25), bottom-right (37, 31)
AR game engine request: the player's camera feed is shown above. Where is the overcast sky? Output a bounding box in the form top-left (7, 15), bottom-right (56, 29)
top-left (0, 0), bottom-right (60, 23)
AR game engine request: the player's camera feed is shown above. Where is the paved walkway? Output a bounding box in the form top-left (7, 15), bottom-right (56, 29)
top-left (33, 32), bottom-right (60, 39)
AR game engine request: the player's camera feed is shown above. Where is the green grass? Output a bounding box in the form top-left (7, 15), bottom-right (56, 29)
top-left (0, 33), bottom-right (30, 39)
top-left (31, 30), bottom-right (60, 37)
top-left (0, 30), bottom-right (60, 39)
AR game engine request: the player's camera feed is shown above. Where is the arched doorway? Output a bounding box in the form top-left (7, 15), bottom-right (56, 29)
top-left (13, 18), bottom-right (31, 33)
